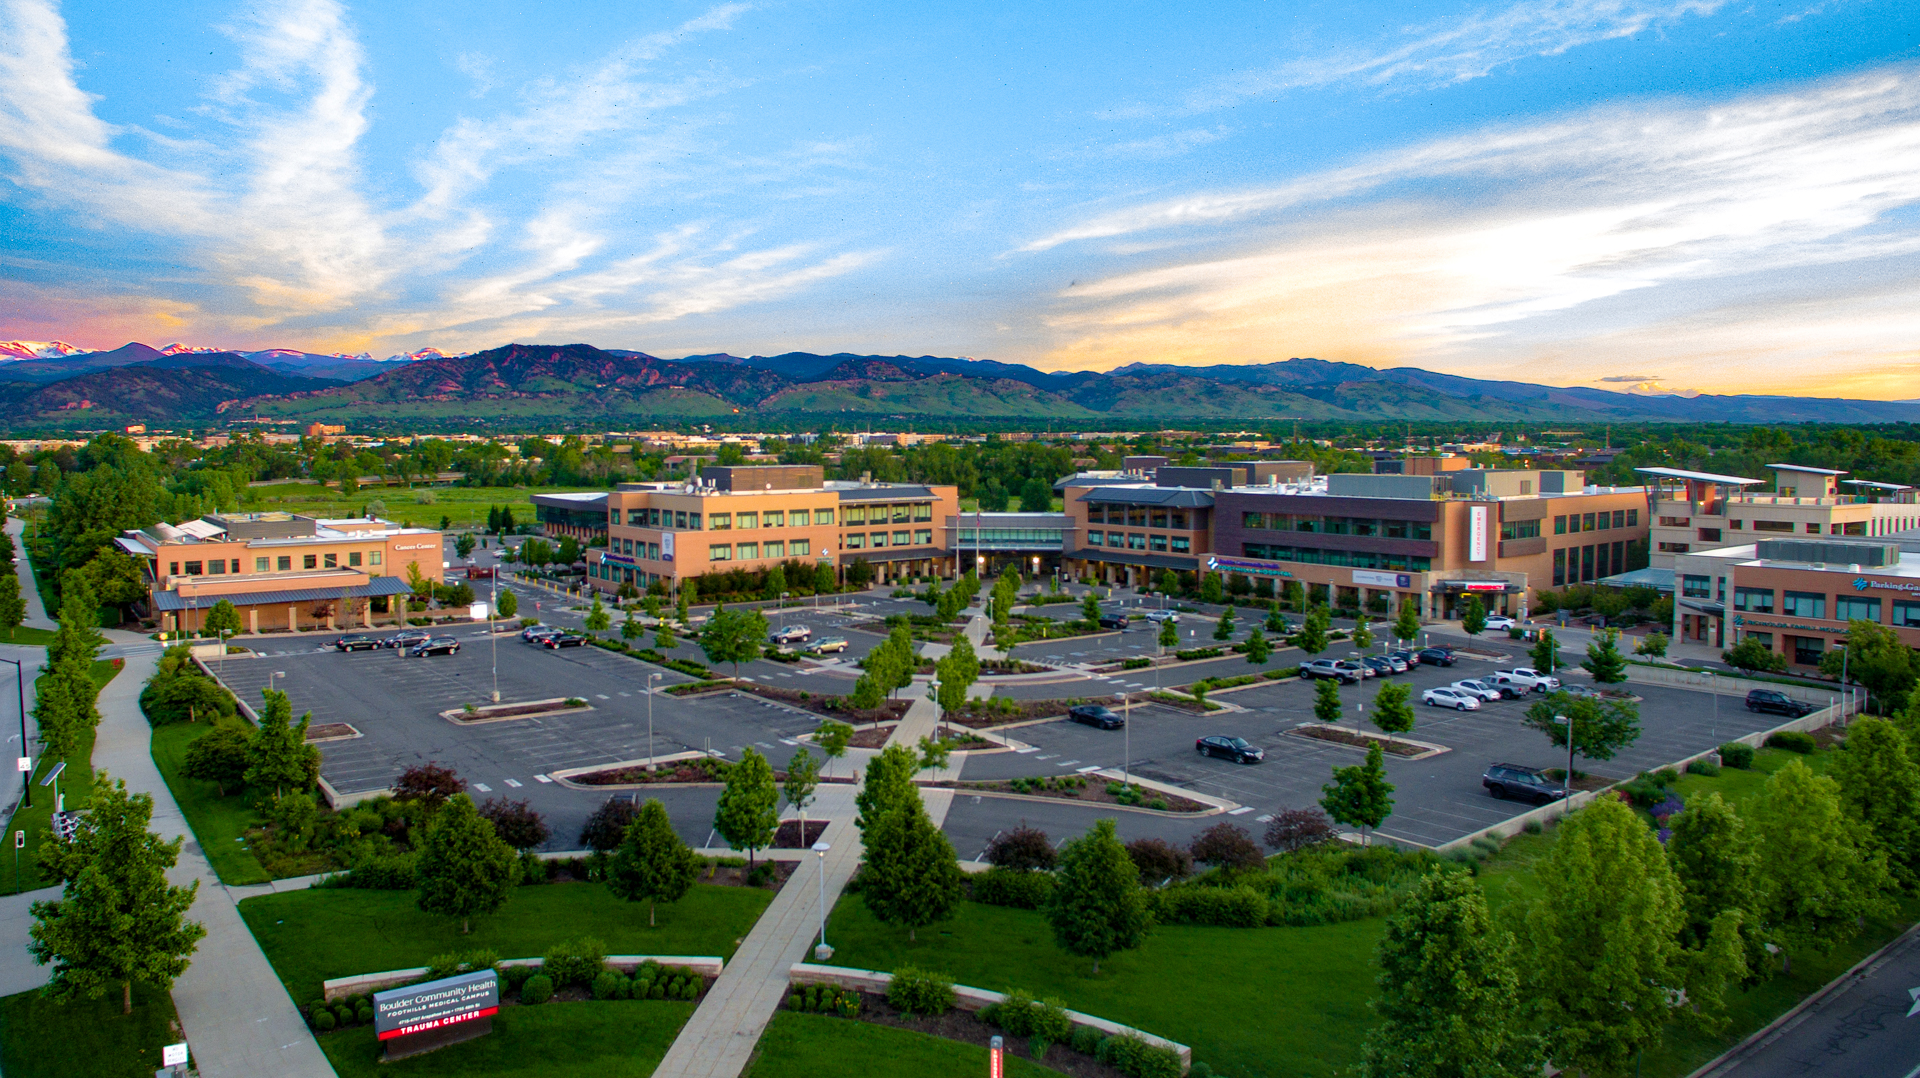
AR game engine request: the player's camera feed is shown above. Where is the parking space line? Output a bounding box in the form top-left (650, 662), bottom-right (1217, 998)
top-left (1056, 759), bottom-right (1080, 768)
top-left (1075, 765), bottom-right (1102, 773)
top-left (505, 779), bottom-right (523, 788)
top-left (533, 774), bottom-right (551, 783)
top-left (1254, 814), bottom-right (1274, 822)
top-left (473, 783), bottom-right (492, 792)
top-left (1227, 806), bottom-right (1253, 815)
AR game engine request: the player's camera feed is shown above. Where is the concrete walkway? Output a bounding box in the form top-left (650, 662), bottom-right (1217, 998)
top-left (6, 517), bottom-right (53, 632)
top-left (654, 683), bottom-right (957, 1076)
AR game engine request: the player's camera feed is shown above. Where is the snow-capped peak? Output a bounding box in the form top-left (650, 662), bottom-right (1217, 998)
top-left (0, 340), bottom-right (87, 360)
top-left (383, 347), bottom-right (464, 362)
top-left (160, 342), bottom-right (223, 355)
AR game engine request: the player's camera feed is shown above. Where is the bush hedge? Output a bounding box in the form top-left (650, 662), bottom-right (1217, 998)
top-left (1718, 741), bottom-right (1755, 769)
top-left (1766, 730), bottom-right (1817, 754)
top-left (520, 974), bottom-right (554, 1004)
top-left (971, 867), bottom-right (1055, 910)
top-left (886, 967), bottom-right (955, 1017)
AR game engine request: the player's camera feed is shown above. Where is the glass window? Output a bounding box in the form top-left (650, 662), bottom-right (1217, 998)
top-left (709, 513), bottom-right (731, 530)
top-left (892, 530), bottom-right (910, 546)
top-left (764, 510), bottom-right (785, 528)
top-left (1087, 532), bottom-right (1103, 546)
top-left (870, 532), bottom-right (888, 548)
top-left (672, 511), bottom-right (685, 529)
top-left (791, 539), bottom-right (811, 556)
top-left (689, 513), bottom-right (700, 530)
top-left (737, 512), bottom-right (758, 529)
top-left (1128, 533), bottom-right (1146, 550)
top-left (1834, 596), bottom-right (1880, 622)
top-left (1553, 548), bottom-right (1566, 586)
top-left (816, 509), bottom-right (835, 525)
top-left (611, 511), bottom-right (620, 527)
top-left (913, 503), bottom-right (932, 522)
top-left (1682, 574), bottom-right (1711, 598)
top-left (303, 555), bottom-right (317, 570)
top-left (1752, 519), bottom-right (1793, 532)
top-left (737, 542), bottom-right (759, 559)
top-left (323, 553), bottom-right (337, 569)
top-left (349, 551), bottom-right (362, 567)
top-left (1698, 528), bottom-right (1722, 542)
top-left (1594, 513), bottom-right (1610, 531)
top-left (1567, 515), bottom-right (1581, 533)
top-left (1734, 587), bottom-right (1773, 613)
top-left (168, 562), bottom-right (179, 576)
top-left (183, 561), bottom-right (203, 575)
top-left (1581, 545), bottom-right (1594, 581)
top-left (256, 557), bottom-right (269, 572)
top-left (1151, 510), bottom-right (1170, 529)
top-left (1128, 506), bottom-right (1147, 527)
top-left (892, 505), bottom-right (911, 524)
top-left (1150, 534), bottom-right (1168, 552)
top-left (914, 530), bottom-right (931, 545)
top-left (1108, 531), bottom-right (1124, 546)
top-left (1782, 591), bottom-right (1826, 619)
top-left (1806, 523), bottom-right (1822, 534)
top-left (1613, 510), bottom-right (1626, 528)
top-left (846, 533), bottom-right (866, 549)
top-left (1792, 636), bottom-right (1824, 665)
top-left (765, 541), bottom-right (786, 558)
top-left (844, 505), bottom-right (866, 524)
top-left (278, 556), bottom-right (292, 571)
top-left (709, 544), bottom-right (732, 561)
top-left (1170, 509), bottom-right (1188, 529)
top-left (1500, 519), bottom-right (1541, 541)
top-left (1171, 536), bottom-right (1190, 553)
top-left (208, 559), bottom-right (226, 575)
top-left (1892, 600), bottom-right (1920, 627)
top-left (624, 509), bottom-right (641, 524)
top-left (1627, 509), bottom-right (1638, 526)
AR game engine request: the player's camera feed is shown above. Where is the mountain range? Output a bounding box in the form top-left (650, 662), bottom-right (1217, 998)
top-left (0, 340), bottom-right (1914, 431)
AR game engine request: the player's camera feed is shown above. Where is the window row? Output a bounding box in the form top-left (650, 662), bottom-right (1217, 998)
top-left (1739, 519), bottom-right (1866, 536)
top-left (1087, 532), bottom-right (1193, 553)
top-left (1552, 542), bottom-right (1626, 586)
top-left (843, 503), bottom-right (933, 525)
top-left (1500, 519), bottom-right (1541, 541)
top-left (170, 550), bottom-right (382, 576)
top-left (843, 530), bottom-right (934, 550)
top-left (1240, 513), bottom-right (1432, 540)
top-left (1553, 508), bottom-right (1637, 535)
top-left (1240, 543), bottom-right (1432, 571)
top-left (1092, 505), bottom-right (1198, 529)
top-left (707, 539), bottom-right (812, 562)
top-left (612, 538), bottom-right (660, 561)
top-left (1732, 588), bottom-right (1920, 626)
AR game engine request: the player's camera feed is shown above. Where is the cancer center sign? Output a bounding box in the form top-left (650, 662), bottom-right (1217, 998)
top-left (374, 970), bottom-right (499, 1059)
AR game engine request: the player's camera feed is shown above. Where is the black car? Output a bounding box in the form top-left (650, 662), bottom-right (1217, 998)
top-left (541, 633), bottom-right (588, 649)
top-left (1745, 689), bottom-right (1815, 717)
top-left (1360, 656), bottom-right (1396, 677)
top-left (1417, 647), bottom-right (1457, 667)
top-left (1098, 614), bottom-right (1130, 630)
top-left (409, 636), bottom-right (461, 656)
top-left (1068, 704), bottom-right (1125, 729)
top-left (333, 633), bottom-right (379, 652)
top-left (1482, 763), bottom-right (1569, 804)
top-left (384, 629), bottom-right (432, 649)
top-left (1196, 735), bottom-right (1264, 763)
top-left (522, 627), bottom-right (564, 645)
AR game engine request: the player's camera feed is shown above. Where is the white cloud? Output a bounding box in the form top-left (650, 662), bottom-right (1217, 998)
top-left (1099, 127), bottom-right (1230, 159)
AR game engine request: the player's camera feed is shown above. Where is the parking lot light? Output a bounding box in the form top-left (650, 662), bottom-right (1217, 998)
top-left (647, 673), bottom-right (663, 770)
top-left (812, 840), bottom-right (832, 960)
top-left (1553, 713), bottom-right (1574, 818)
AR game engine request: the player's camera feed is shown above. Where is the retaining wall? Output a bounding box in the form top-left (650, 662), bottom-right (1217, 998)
top-left (321, 954), bottom-right (725, 1001)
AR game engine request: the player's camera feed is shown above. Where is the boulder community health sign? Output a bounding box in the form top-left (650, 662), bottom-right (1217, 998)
top-left (373, 969), bottom-right (500, 1060)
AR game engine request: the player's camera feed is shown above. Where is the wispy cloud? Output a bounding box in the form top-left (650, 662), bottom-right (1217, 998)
top-left (1099, 127), bottom-right (1230, 159)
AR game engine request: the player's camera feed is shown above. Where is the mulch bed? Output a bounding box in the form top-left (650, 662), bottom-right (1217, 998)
top-left (305, 723), bottom-right (358, 742)
top-left (450, 699), bottom-right (584, 722)
top-left (773, 819), bottom-right (829, 848)
top-left (940, 779), bottom-right (1211, 813)
top-left (541, 856), bottom-right (796, 890)
top-left (833, 990), bottom-right (1127, 1078)
top-left (947, 698), bottom-right (1080, 728)
top-left (847, 725), bottom-right (897, 748)
top-left (734, 682), bottom-right (909, 726)
top-left (571, 761), bottom-right (727, 785)
top-left (1290, 725), bottom-right (1431, 757)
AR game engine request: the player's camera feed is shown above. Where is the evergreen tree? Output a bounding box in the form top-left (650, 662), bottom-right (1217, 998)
top-left (1749, 759), bottom-right (1894, 968)
top-left (813, 562), bottom-right (836, 595)
top-left (1200, 572), bottom-right (1224, 604)
top-left (1353, 614), bottom-right (1373, 650)
top-left (455, 533), bottom-right (476, 559)
top-left (655, 623), bottom-right (676, 651)
top-left (1044, 818), bottom-right (1150, 974)
top-left (29, 776), bottom-right (205, 1015)
top-left (1244, 627), bottom-right (1270, 665)
top-left (1528, 628), bottom-right (1560, 675)
top-left (1581, 629), bottom-right (1629, 684)
top-left (1313, 677), bottom-right (1343, 725)
top-left (1359, 871), bottom-right (1543, 1078)
top-left (621, 607), bottom-right (641, 641)
top-left (1460, 595), bottom-right (1487, 636)
top-left (1159, 617), bottom-right (1179, 651)
top-left (764, 564), bottom-right (788, 601)
top-left (415, 793), bottom-right (520, 934)
top-left (1393, 601), bottom-right (1421, 646)
top-left (861, 797), bottom-right (964, 942)
top-left (0, 573), bottom-right (26, 640)
top-left (855, 743), bottom-right (919, 838)
top-left (31, 664), bottom-right (90, 765)
top-left (48, 576), bottom-right (104, 671)
top-left (584, 595), bottom-right (611, 636)
top-left (1372, 681), bottom-right (1414, 735)
top-left (496, 589), bottom-right (518, 620)
top-left (1296, 604), bottom-right (1330, 657)
top-left (1523, 797), bottom-right (1685, 1076)
top-left (244, 688), bottom-right (319, 799)
top-left (1321, 742), bottom-right (1395, 842)
top-left (713, 747), bottom-right (779, 866)
top-left (1828, 717), bottom-right (1920, 887)
top-left (609, 799), bottom-right (699, 926)
top-left (1213, 604), bottom-right (1235, 641)
top-left (1264, 602), bottom-right (1286, 634)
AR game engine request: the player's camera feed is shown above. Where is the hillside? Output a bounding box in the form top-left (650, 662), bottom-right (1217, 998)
top-left (0, 360), bottom-right (345, 426)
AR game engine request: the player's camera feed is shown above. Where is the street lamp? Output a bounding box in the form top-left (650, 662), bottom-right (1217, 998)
top-left (0, 658), bottom-right (28, 808)
top-left (1554, 713), bottom-right (1575, 819)
top-left (812, 840), bottom-right (833, 960)
top-left (646, 673), bottom-right (662, 770)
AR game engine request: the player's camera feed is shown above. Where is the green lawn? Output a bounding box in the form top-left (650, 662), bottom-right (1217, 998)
top-left (0, 982), bottom-right (179, 1078)
top-left (318, 998), bottom-right (693, 1077)
top-left (2, 659), bottom-right (122, 893)
top-left (0, 627), bottom-right (57, 647)
top-left (248, 483), bottom-right (605, 533)
top-left (148, 721), bottom-right (270, 886)
top-left (747, 1011), bottom-right (1066, 1078)
top-left (821, 895), bottom-right (1381, 1078)
top-left (242, 882), bottom-right (774, 1004)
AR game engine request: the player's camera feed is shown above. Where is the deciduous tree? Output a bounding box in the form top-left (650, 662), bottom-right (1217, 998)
top-left (1829, 717), bottom-right (1920, 886)
top-left (1243, 626), bottom-right (1270, 665)
top-left (1750, 759), bottom-right (1894, 967)
top-left (855, 743), bottom-right (919, 839)
top-left (814, 719), bottom-right (852, 779)
top-left (714, 747), bottom-right (779, 866)
top-left (1296, 604), bottom-right (1330, 657)
top-left (784, 747), bottom-right (819, 832)
top-left (1460, 595), bottom-right (1486, 636)
top-left (1522, 692), bottom-right (1640, 764)
top-left (1393, 601), bottom-right (1421, 646)
top-left (1313, 676), bottom-right (1343, 725)
top-left (1372, 681), bottom-right (1414, 735)
top-left (1821, 620), bottom-right (1919, 711)
top-left (1044, 818), bottom-right (1150, 974)
top-left (1321, 742), bottom-right (1394, 842)
top-left (1581, 629), bottom-right (1629, 683)
top-left (861, 797), bottom-right (964, 942)
top-left (244, 688), bottom-right (319, 799)
top-left (1189, 822), bottom-right (1263, 872)
top-left (1264, 807), bottom-right (1335, 853)
top-left (1353, 614), bottom-right (1373, 650)
top-left (478, 798), bottom-right (551, 852)
top-left (1723, 635), bottom-right (1787, 674)
top-left (496, 589), bottom-right (518, 621)
top-left (183, 724), bottom-right (251, 797)
top-left (583, 595), bottom-right (611, 636)
top-left (416, 793), bottom-right (520, 934)
top-left (609, 799), bottom-right (699, 926)
top-left (201, 599), bottom-right (241, 638)
top-left (699, 604), bottom-right (768, 678)
top-left (0, 573), bottom-right (24, 640)
top-left (1528, 629), bottom-right (1560, 675)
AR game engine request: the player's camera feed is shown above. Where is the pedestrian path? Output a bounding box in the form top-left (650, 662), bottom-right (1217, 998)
top-left (5, 517), bottom-right (53, 632)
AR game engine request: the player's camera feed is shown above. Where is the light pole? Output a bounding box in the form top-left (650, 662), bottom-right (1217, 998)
top-left (1123, 689), bottom-right (1130, 787)
top-left (490, 576), bottom-right (500, 703)
top-left (646, 673), bottom-right (662, 770)
top-left (1554, 713), bottom-right (1575, 819)
top-left (812, 839), bottom-right (832, 960)
top-left (1, 658), bottom-right (27, 808)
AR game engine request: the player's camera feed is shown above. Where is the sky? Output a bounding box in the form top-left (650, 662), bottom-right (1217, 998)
top-left (1, 0), bottom-right (1917, 397)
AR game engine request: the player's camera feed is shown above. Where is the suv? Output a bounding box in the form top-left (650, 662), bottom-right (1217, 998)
top-left (333, 633), bottom-right (379, 652)
top-left (1417, 647), bottom-right (1457, 667)
top-left (409, 636), bottom-right (461, 657)
top-left (1746, 689), bottom-right (1815, 717)
top-left (769, 625), bottom-right (813, 645)
top-left (1068, 704), bottom-right (1125, 729)
top-left (1482, 763), bottom-right (1569, 805)
top-left (1098, 613), bottom-right (1130, 630)
top-left (1144, 609), bottom-right (1179, 624)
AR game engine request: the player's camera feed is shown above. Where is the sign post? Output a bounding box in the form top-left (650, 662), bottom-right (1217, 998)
top-left (989, 1034), bottom-right (1004, 1078)
top-left (374, 969), bottom-right (500, 1060)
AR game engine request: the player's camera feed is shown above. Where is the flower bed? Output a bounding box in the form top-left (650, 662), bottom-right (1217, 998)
top-left (666, 679), bottom-right (736, 697)
top-left (1145, 691), bottom-right (1221, 713)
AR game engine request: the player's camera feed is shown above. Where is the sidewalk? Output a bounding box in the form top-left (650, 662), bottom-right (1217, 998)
top-left (6, 517), bottom-right (53, 631)
top-left (88, 651), bottom-right (334, 1077)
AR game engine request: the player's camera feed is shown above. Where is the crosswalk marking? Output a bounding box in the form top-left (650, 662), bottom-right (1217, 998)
top-left (1057, 759), bottom-right (1080, 768)
top-left (618, 691), bottom-right (632, 697)
top-left (1075, 765), bottom-right (1102, 774)
top-left (505, 779), bottom-right (523, 788)
top-left (1254, 814), bottom-right (1274, 822)
top-left (473, 782), bottom-right (492, 792)
top-left (779, 738), bottom-right (798, 745)
top-left (533, 774), bottom-right (552, 783)
top-left (1014, 747), bottom-right (1037, 754)
top-left (595, 694), bottom-right (610, 700)
top-left (1227, 806), bottom-right (1253, 815)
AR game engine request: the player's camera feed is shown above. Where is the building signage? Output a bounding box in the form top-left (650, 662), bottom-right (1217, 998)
top-left (391, 543), bottom-right (438, 551)
top-left (1352, 570), bottom-right (1412, 589)
top-left (1469, 506), bottom-right (1488, 562)
top-left (601, 552), bottom-right (637, 568)
top-left (1853, 577), bottom-right (1920, 594)
top-left (662, 532), bottom-right (675, 562)
top-left (374, 970), bottom-right (499, 1058)
top-left (1206, 555), bottom-right (1294, 578)
top-left (1731, 615), bottom-right (1849, 636)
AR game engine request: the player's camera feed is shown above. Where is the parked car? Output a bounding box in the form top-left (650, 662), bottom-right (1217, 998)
top-left (769, 625), bottom-right (813, 645)
top-left (1417, 647), bottom-right (1457, 667)
top-left (1336, 659), bottom-right (1373, 680)
top-left (1483, 615), bottom-right (1518, 631)
top-left (1360, 656), bottom-right (1397, 678)
top-left (805, 637), bottom-right (850, 655)
top-left (1068, 704), bottom-right (1125, 730)
top-left (1746, 688), bottom-right (1816, 717)
top-left (1389, 648), bottom-right (1420, 667)
top-left (1377, 653), bottom-right (1410, 673)
top-left (1482, 763), bottom-right (1569, 804)
top-left (384, 629), bottom-right (432, 649)
top-left (333, 633), bottom-right (379, 652)
top-left (1560, 683), bottom-right (1605, 701)
top-left (409, 637), bottom-right (461, 656)
top-left (1423, 687), bottom-right (1483, 711)
top-left (1451, 679), bottom-right (1505, 703)
top-left (541, 633), bottom-right (588, 649)
top-left (522, 626), bottom-right (563, 645)
top-left (1302, 659), bottom-right (1362, 684)
top-left (1098, 613), bottom-right (1130, 630)
top-left (1144, 609), bottom-right (1180, 623)
top-left (1196, 735), bottom-right (1264, 763)
top-left (1494, 667), bottom-right (1561, 691)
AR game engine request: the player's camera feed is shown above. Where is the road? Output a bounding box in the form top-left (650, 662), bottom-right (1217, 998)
top-left (1701, 925), bottom-right (1920, 1078)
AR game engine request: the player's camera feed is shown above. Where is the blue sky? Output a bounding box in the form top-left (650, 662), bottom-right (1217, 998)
top-left (1, 0), bottom-right (1916, 396)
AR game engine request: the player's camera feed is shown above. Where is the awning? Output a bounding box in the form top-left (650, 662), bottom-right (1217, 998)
top-left (155, 575), bottom-right (415, 612)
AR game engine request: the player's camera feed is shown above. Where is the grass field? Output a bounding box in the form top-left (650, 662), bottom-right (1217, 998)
top-left (246, 482), bottom-right (604, 533)
top-left (821, 895), bottom-right (1381, 1078)
top-left (2, 659), bottom-right (122, 893)
top-left (148, 721), bottom-right (270, 886)
top-left (0, 981), bottom-right (179, 1078)
top-left (317, 998), bottom-right (693, 1077)
top-left (746, 1011), bottom-right (1066, 1078)
top-left (0, 627), bottom-right (57, 647)
top-left (241, 882), bottom-right (774, 1004)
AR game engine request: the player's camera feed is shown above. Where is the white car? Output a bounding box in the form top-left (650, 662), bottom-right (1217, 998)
top-left (1144, 610), bottom-right (1180, 624)
top-left (1483, 615), bottom-right (1517, 631)
top-left (1451, 679), bottom-right (1505, 703)
top-left (1423, 687), bottom-right (1483, 711)
top-left (1493, 667), bottom-right (1561, 692)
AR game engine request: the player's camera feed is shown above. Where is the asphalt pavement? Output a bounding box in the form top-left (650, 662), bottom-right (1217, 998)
top-left (1701, 925), bottom-right (1920, 1078)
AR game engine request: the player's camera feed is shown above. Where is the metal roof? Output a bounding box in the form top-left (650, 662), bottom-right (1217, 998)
top-left (1079, 487), bottom-right (1215, 508)
top-left (155, 575), bottom-right (415, 612)
top-left (949, 512), bottom-right (1074, 528)
top-left (1634, 467), bottom-right (1764, 486)
top-left (1842, 479), bottom-right (1913, 491)
top-left (1768, 463), bottom-right (1846, 475)
top-left (833, 485), bottom-right (936, 502)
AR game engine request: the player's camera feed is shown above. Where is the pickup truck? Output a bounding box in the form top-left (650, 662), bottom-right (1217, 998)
top-left (1491, 667), bottom-right (1561, 692)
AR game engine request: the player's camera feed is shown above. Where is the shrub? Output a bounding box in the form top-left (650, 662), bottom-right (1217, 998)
top-left (592, 971), bottom-right (627, 1000)
top-left (648, 982), bottom-right (665, 1000)
top-left (355, 1004), bottom-right (373, 1024)
top-left (1767, 730), bottom-right (1817, 754)
top-left (1617, 773), bottom-right (1671, 808)
top-left (788, 992), bottom-right (803, 1011)
top-left (1071, 1024), bottom-right (1103, 1056)
top-left (834, 988), bottom-right (860, 1016)
top-left (1153, 884), bottom-right (1268, 927)
top-left (520, 974), bottom-right (553, 1004)
top-left (1263, 807), bottom-right (1335, 853)
top-left (1719, 741), bottom-right (1755, 769)
top-left (313, 1009), bottom-right (336, 1032)
top-left (322, 853), bottom-right (417, 890)
top-left (1123, 837), bottom-right (1191, 885)
top-left (887, 967), bottom-right (955, 1016)
top-left (983, 825), bottom-right (1057, 871)
top-left (972, 867), bottom-right (1055, 909)
top-left (1098, 1034), bottom-right (1183, 1078)
top-left (502, 965), bottom-right (535, 992)
top-left (542, 936), bottom-right (606, 986)
top-left (1121, 657), bottom-right (1151, 670)
top-left (1686, 757), bottom-right (1721, 777)
top-left (425, 948), bottom-right (501, 980)
top-left (1524, 819), bottom-right (1544, 835)
top-left (1189, 822), bottom-right (1265, 872)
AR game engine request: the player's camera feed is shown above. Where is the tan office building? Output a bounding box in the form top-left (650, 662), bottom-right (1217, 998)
top-left (1641, 464), bottom-right (1920, 569)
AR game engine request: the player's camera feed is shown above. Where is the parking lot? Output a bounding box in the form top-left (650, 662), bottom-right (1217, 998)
top-left (960, 651), bottom-right (1795, 847)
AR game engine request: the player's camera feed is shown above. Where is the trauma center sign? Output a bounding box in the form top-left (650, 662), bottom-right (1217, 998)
top-left (374, 970), bottom-right (499, 1058)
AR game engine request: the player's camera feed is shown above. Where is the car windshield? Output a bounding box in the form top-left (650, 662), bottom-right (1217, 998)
top-left (1227, 738), bottom-right (1250, 749)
